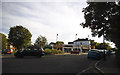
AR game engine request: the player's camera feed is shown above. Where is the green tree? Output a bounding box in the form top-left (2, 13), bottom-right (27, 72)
top-left (43, 45), bottom-right (52, 50)
top-left (26, 41), bottom-right (33, 47)
top-left (56, 41), bottom-right (64, 45)
top-left (0, 33), bottom-right (8, 49)
top-left (34, 35), bottom-right (47, 48)
top-left (55, 41), bottom-right (64, 50)
top-left (81, 2), bottom-right (120, 50)
top-left (8, 25), bottom-right (32, 50)
top-left (95, 43), bottom-right (112, 50)
top-left (90, 40), bottom-right (112, 50)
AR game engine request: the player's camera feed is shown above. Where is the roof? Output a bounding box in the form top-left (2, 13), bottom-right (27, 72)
top-left (68, 42), bottom-right (73, 44)
top-left (49, 42), bottom-right (56, 45)
top-left (74, 38), bottom-right (89, 42)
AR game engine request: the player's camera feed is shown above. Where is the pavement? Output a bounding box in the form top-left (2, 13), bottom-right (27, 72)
top-left (96, 54), bottom-right (120, 74)
top-left (55, 52), bottom-right (88, 55)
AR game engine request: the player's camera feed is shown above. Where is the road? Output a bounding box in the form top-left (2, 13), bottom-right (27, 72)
top-left (2, 54), bottom-right (100, 74)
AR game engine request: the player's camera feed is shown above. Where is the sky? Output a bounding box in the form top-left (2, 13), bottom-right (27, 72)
top-left (0, 0), bottom-right (115, 47)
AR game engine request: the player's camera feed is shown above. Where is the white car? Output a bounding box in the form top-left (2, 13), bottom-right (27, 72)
top-left (111, 50), bottom-right (116, 55)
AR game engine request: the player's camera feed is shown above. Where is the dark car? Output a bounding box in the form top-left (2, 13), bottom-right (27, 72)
top-left (87, 49), bottom-right (103, 59)
top-left (71, 51), bottom-right (79, 54)
top-left (2, 49), bottom-right (12, 54)
top-left (41, 48), bottom-right (45, 56)
top-left (14, 46), bottom-right (43, 58)
top-left (71, 49), bottom-right (80, 54)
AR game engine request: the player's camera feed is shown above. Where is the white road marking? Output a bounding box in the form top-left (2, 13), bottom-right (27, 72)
top-left (76, 67), bottom-right (92, 75)
top-left (76, 59), bottom-right (104, 75)
top-left (95, 59), bottom-right (104, 73)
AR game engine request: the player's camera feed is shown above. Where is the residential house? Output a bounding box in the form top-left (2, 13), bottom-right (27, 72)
top-left (62, 38), bottom-right (91, 53)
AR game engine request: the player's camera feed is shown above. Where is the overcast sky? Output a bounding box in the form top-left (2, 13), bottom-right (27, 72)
top-left (0, 0), bottom-right (115, 47)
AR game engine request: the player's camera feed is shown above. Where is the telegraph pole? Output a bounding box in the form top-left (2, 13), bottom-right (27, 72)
top-left (103, 33), bottom-right (106, 60)
top-left (75, 34), bottom-right (77, 40)
top-left (56, 34), bottom-right (58, 42)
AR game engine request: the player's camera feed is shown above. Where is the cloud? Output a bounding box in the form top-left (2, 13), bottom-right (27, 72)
top-left (1, 1), bottom-right (115, 48)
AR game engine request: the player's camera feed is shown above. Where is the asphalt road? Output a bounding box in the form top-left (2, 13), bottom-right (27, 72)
top-left (2, 54), bottom-right (99, 74)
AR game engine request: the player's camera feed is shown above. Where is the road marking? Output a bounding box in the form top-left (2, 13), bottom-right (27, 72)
top-left (94, 59), bottom-right (104, 74)
top-left (76, 67), bottom-right (93, 75)
top-left (76, 59), bottom-right (104, 75)
top-left (81, 67), bottom-right (92, 72)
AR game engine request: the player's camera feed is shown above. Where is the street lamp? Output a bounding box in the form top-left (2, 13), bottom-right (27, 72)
top-left (75, 34), bottom-right (77, 40)
top-left (103, 33), bottom-right (106, 60)
top-left (56, 34), bottom-right (58, 42)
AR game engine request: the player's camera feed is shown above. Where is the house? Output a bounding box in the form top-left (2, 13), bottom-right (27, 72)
top-left (49, 41), bottom-right (64, 50)
top-left (62, 38), bottom-right (91, 53)
top-left (49, 42), bottom-right (56, 49)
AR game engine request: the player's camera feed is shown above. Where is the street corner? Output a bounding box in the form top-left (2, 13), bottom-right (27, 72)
top-left (94, 59), bottom-right (104, 74)
top-left (95, 55), bottom-right (120, 74)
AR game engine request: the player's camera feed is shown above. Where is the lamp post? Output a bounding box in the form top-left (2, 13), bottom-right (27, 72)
top-left (56, 34), bottom-right (58, 42)
top-left (103, 33), bottom-right (106, 60)
top-left (75, 34), bottom-right (77, 40)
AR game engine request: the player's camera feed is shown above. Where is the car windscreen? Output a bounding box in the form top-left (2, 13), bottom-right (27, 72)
top-left (90, 49), bottom-right (98, 51)
top-left (33, 48), bottom-right (38, 51)
top-left (25, 47), bottom-right (31, 51)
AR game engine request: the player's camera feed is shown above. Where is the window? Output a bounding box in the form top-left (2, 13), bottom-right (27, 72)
top-left (34, 48), bottom-right (38, 51)
top-left (26, 48), bottom-right (31, 51)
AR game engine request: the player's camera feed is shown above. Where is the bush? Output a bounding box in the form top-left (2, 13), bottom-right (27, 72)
top-left (44, 48), bottom-right (52, 54)
top-left (57, 50), bottom-right (63, 54)
top-left (44, 48), bottom-right (63, 55)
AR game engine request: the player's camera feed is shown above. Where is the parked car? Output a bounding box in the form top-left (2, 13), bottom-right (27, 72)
top-left (2, 49), bottom-right (12, 54)
top-left (41, 48), bottom-right (45, 56)
top-left (71, 51), bottom-right (79, 54)
top-left (14, 46), bottom-right (43, 58)
top-left (98, 49), bottom-right (106, 54)
top-left (71, 49), bottom-right (80, 54)
top-left (88, 49), bottom-right (103, 59)
top-left (110, 50), bottom-right (115, 55)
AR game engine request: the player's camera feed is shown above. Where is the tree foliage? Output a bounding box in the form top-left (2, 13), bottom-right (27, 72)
top-left (34, 35), bottom-right (47, 48)
top-left (0, 33), bottom-right (8, 49)
top-left (81, 2), bottom-right (120, 49)
top-left (56, 41), bottom-right (64, 45)
top-left (8, 25), bottom-right (32, 50)
top-left (43, 45), bottom-right (52, 50)
top-left (91, 40), bottom-right (112, 50)
top-left (55, 41), bottom-right (64, 50)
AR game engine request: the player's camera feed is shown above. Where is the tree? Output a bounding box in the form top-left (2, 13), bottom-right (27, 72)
top-left (81, 2), bottom-right (120, 49)
top-left (95, 43), bottom-right (112, 50)
top-left (34, 35), bottom-right (47, 48)
top-left (90, 40), bottom-right (112, 50)
top-left (55, 41), bottom-right (64, 50)
top-left (56, 41), bottom-right (64, 45)
top-left (43, 45), bottom-right (52, 50)
top-left (0, 33), bottom-right (8, 49)
top-left (8, 25), bottom-right (32, 50)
